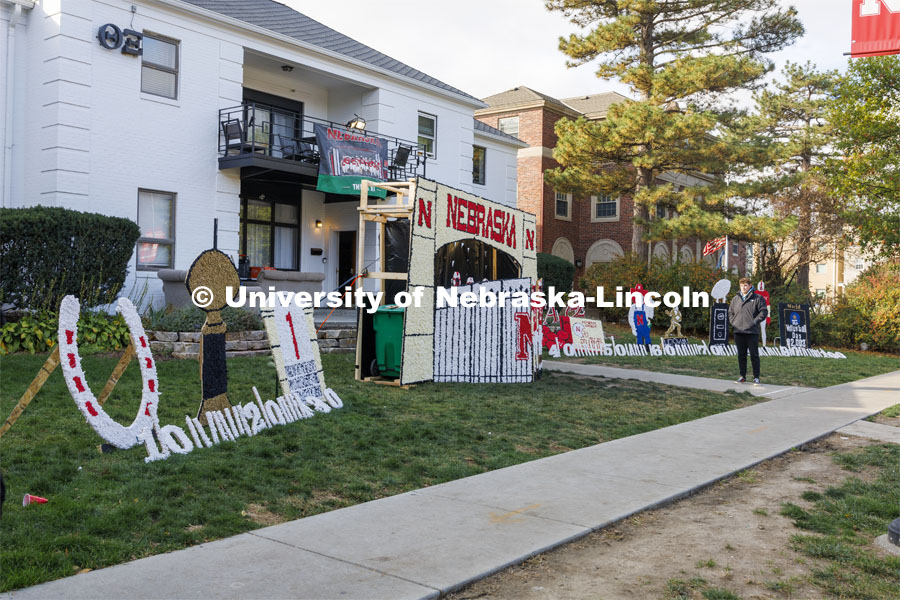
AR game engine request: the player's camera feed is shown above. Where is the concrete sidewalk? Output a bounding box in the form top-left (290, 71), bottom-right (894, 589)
top-left (6, 370), bottom-right (899, 600)
top-left (544, 360), bottom-right (814, 399)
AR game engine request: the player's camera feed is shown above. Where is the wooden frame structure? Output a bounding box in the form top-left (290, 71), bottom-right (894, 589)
top-left (353, 179), bottom-right (416, 383)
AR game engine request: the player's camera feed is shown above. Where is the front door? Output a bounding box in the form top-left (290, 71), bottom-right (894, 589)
top-left (337, 230), bottom-right (356, 294)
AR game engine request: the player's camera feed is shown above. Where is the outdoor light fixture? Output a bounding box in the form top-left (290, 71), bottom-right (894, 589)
top-left (346, 114), bottom-right (366, 130)
top-left (575, 259), bottom-right (584, 268)
top-left (281, 65), bottom-right (293, 72)
top-left (315, 220), bottom-right (323, 229)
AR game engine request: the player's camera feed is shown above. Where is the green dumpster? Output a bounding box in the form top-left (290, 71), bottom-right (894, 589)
top-left (372, 305), bottom-right (405, 377)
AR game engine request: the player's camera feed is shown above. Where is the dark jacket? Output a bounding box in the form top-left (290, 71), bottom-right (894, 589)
top-left (729, 291), bottom-right (768, 335)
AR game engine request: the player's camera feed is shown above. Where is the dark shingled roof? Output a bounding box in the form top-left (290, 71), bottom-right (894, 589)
top-left (180, 0), bottom-right (482, 105)
top-left (474, 119), bottom-right (526, 145)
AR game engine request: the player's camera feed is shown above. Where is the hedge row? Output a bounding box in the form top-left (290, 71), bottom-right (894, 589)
top-left (0, 206), bottom-right (140, 310)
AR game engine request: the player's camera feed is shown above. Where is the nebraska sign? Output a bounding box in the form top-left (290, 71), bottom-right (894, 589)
top-left (852, 0), bottom-right (900, 56)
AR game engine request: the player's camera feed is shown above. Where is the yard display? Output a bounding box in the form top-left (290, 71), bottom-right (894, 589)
top-left (53, 250), bottom-right (343, 463)
top-left (709, 279), bottom-right (731, 346)
top-left (58, 296), bottom-right (160, 450)
top-left (627, 284), bottom-right (654, 345)
top-left (662, 307), bottom-right (689, 349)
top-left (779, 303), bottom-right (811, 349)
top-left (756, 282), bottom-right (772, 346)
top-left (261, 302), bottom-right (329, 407)
top-left (185, 249), bottom-right (240, 424)
top-left (399, 178), bottom-right (540, 385)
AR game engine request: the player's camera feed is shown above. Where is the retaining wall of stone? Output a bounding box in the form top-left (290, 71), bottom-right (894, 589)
top-left (147, 328), bottom-right (357, 360)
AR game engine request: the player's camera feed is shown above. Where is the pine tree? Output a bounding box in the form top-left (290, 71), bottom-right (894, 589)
top-left (544, 0), bottom-right (803, 259)
top-left (734, 61), bottom-right (842, 289)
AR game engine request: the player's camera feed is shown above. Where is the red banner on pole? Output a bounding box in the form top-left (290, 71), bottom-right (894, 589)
top-left (851, 0), bottom-right (900, 57)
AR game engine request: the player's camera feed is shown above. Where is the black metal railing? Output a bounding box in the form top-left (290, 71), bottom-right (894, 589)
top-left (218, 103), bottom-right (427, 180)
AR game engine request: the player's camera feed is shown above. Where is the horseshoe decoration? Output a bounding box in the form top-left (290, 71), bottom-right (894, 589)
top-left (58, 296), bottom-right (160, 449)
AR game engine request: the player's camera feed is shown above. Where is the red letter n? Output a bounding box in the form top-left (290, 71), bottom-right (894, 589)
top-left (418, 198), bottom-right (432, 229)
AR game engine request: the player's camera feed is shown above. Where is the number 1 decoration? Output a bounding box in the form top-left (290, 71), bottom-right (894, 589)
top-left (260, 302), bottom-right (331, 409)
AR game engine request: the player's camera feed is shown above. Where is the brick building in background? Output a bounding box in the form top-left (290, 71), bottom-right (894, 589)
top-left (475, 87), bottom-right (748, 284)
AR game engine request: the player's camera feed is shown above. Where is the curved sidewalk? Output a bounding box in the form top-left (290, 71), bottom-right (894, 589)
top-left (543, 360), bottom-right (815, 399)
top-left (5, 370), bottom-right (898, 600)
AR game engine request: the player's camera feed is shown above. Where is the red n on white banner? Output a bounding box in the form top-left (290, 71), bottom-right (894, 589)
top-left (852, 0), bottom-right (900, 57)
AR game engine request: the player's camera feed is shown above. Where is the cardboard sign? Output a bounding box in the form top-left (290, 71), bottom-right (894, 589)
top-left (568, 317), bottom-right (605, 354)
top-left (261, 304), bottom-right (326, 401)
top-left (779, 303), bottom-right (811, 349)
top-left (709, 303), bottom-right (730, 345)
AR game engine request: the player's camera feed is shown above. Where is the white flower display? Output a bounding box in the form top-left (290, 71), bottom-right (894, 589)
top-left (57, 293), bottom-right (345, 464)
top-left (400, 179), bottom-right (539, 385)
top-left (58, 296), bottom-right (160, 449)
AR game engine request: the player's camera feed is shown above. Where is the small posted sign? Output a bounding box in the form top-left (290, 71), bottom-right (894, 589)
top-left (778, 303), bottom-right (811, 349)
top-left (568, 317), bottom-right (605, 354)
top-left (709, 303), bottom-right (730, 346)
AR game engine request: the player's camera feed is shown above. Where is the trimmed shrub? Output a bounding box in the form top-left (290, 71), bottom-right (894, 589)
top-left (0, 206), bottom-right (140, 311)
top-left (537, 252), bottom-right (575, 294)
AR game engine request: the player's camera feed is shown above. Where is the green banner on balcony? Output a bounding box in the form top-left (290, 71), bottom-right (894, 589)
top-left (314, 124), bottom-right (388, 198)
top-left (316, 174), bottom-right (386, 198)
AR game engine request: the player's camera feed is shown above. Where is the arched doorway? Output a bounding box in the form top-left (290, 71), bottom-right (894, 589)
top-left (434, 239), bottom-right (521, 287)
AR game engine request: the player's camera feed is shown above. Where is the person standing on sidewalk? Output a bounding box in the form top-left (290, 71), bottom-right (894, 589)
top-left (729, 277), bottom-right (768, 384)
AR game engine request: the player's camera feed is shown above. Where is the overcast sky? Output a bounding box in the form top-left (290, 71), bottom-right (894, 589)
top-left (286, 0), bottom-right (851, 104)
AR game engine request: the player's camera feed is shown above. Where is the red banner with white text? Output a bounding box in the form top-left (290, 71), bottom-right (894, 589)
top-left (851, 0), bottom-right (900, 57)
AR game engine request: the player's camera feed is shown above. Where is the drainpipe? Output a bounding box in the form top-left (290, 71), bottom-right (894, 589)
top-left (3, 2), bottom-right (27, 208)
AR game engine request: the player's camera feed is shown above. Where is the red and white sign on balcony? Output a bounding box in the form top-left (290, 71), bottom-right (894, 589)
top-left (851, 0), bottom-right (900, 57)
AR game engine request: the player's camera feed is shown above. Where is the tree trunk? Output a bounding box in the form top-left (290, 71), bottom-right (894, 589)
top-left (632, 167), bottom-right (652, 260)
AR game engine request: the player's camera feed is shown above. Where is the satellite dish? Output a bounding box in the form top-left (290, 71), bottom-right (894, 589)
top-left (711, 279), bottom-right (731, 302)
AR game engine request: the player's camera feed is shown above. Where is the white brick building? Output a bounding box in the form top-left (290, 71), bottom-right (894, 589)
top-left (0, 0), bottom-right (525, 305)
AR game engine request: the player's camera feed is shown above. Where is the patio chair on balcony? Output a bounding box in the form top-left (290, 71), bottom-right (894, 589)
top-left (389, 145), bottom-right (411, 181)
top-left (276, 134), bottom-right (320, 164)
top-left (221, 119), bottom-right (245, 155)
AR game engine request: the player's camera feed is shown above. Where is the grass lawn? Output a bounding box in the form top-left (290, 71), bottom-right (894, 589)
top-left (0, 351), bottom-right (757, 592)
top-left (549, 322), bottom-right (899, 388)
top-left (782, 444), bottom-right (900, 598)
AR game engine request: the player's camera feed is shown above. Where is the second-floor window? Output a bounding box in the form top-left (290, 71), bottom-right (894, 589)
top-left (592, 194), bottom-right (618, 221)
top-left (555, 191), bottom-right (571, 220)
top-left (141, 33), bottom-right (179, 99)
top-left (498, 116), bottom-right (519, 138)
top-left (473, 146), bottom-right (486, 185)
top-left (418, 113), bottom-right (436, 157)
top-left (732, 243), bottom-right (739, 256)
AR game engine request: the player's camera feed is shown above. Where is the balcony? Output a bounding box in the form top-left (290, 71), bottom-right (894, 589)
top-left (218, 103), bottom-right (428, 182)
